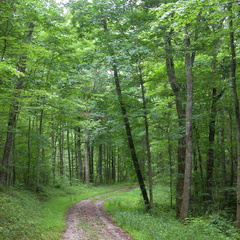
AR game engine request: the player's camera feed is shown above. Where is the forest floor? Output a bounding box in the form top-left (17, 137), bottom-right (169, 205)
top-left (61, 186), bottom-right (136, 240)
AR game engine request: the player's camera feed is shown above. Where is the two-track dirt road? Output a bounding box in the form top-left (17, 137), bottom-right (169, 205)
top-left (62, 187), bottom-right (135, 240)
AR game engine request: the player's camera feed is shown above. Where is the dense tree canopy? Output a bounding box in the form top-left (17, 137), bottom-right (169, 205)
top-left (1, 0), bottom-right (240, 226)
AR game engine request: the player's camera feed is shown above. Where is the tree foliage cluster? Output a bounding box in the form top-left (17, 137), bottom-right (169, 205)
top-left (1, 0), bottom-right (240, 226)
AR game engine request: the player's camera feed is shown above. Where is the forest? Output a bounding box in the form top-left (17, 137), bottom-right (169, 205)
top-left (1, 0), bottom-right (240, 239)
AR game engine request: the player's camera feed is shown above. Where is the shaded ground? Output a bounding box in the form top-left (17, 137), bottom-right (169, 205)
top-left (62, 187), bottom-right (135, 240)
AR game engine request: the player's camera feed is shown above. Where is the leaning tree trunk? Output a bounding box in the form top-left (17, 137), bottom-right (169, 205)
top-left (102, 19), bottom-right (150, 209)
top-left (138, 58), bottom-right (153, 208)
top-left (0, 23), bottom-right (34, 186)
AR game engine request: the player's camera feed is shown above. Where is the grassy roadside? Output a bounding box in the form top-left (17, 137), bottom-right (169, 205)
top-left (0, 183), bottom-right (134, 240)
top-left (104, 182), bottom-right (239, 240)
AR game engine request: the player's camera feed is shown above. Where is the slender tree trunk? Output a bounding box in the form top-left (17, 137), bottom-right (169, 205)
top-left (117, 149), bottom-right (122, 182)
top-left (103, 144), bottom-right (107, 183)
top-left (84, 130), bottom-right (90, 185)
top-left (0, 23), bottom-right (34, 186)
top-left (194, 127), bottom-right (203, 184)
top-left (51, 129), bottom-right (57, 186)
top-left (111, 148), bottom-right (116, 183)
top-left (205, 88), bottom-right (224, 201)
top-left (67, 130), bottom-right (72, 184)
top-left (98, 144), bottom-right (103, 184)
top-left (102, 19), bottom-right (150, 208)
top-left (59, 126), bottom-right (65, 177)
top-left (138, 59), bottom-right (153, 208)
top-left (228, 111), bottom-right (235, 187)
top-left (37, 108), bottom-right (44, 189)
top-left (106, 145), bottom-right (111, 183)
top-left (27, 118), bottom-right (32, 186)
top-left (90, 145), bottom-right (94, 183)
top-left (219, 110), bottom-right (227, 190)
top-left (11, 134), bottom-right (16, 186)
top-left (228, 7), bottom-right (240, 227)
top-left (167, 136), bottom-right (174, 208)
top-left (180, 25), bottom-right (194, 220)
top-left (163, 32), bottom-right (186, 216)
top-left (76, 126), bottom-right (83, 181)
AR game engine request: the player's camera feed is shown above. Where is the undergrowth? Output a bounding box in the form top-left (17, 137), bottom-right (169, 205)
top-left (2, 180), bottom-right (239, 240)
top-left (0, 188), bottom-right (42, 240)
top-left (0, 182), bottom-right (132, 240)
top-left (104, 183), bottom-right (240, 240)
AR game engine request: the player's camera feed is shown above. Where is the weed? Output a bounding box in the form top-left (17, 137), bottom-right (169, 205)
top-left (104, 183), bottom-right (238, 240)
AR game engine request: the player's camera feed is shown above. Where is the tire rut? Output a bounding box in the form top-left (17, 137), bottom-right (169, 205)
top-left (62, 187), bottom-right (135, 240)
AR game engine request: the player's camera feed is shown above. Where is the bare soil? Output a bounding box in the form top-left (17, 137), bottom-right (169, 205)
top-left (61, 187), bottom-right (135, 240)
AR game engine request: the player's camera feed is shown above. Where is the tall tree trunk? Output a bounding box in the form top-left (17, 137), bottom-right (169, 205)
top-left (219, 110), bottom-right (227, 196)
top-left (180, 24), bottom-right (194, 220)
top-left (98, 144), bottom-right (103, 184)
top-left (117, 149), bottom-right (122, 182)
top-left (90, 145), bottom-right (94, 183)
top-left (76, 126), bottom-right (83, 181)
top-left (27, 118), bottom-right (32, 186)
top-left (138, 59), bottom-right (153, 208)
top-left (102, 19), bottom-right (150, 208)
top-left (228, 110), bottom-right (235, 187)
top-left (168, 136), bottom-right (174, 208)
top-left (205, 88), bottom-right (224, 201)
top-left (228, 6), bottom-right (240, 228)
top-left (37, 108), bottom-right (44, 189)
top-left (84, 130), bottom-right (90, 185)
top-left (67, 129), bottom-right (72, 184)
top-left (0, 23), bottom-right (34, 186)
top-left (51, 128), bottom-right (57, 186)
top-left (11, 134), bottom-right (16, 186)
top-left (106, 145), bottom-right (111, 183)
top-left (59, 126), bottom-right (65, 177)
top-left (163, 31), bottom-right (186, 216)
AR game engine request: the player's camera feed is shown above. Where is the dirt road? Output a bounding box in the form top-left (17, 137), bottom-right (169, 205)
top-left (61, 187), bottom-right (134, 240)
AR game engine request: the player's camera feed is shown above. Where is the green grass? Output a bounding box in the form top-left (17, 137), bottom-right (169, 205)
top-left (104, 183), bottom-right (240, 240)
top-left (0, 188), bottom-right (43, 240)
top-left (2, 181), bottom-right (239, 240)
top-left (40, 184), bottom-right (133, 239)
top-left (0, 183), bottom-right (134, 240)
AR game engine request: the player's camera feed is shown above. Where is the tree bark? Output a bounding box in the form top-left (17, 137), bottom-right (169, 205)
top-left (102, 19), bottom-right (150, 208)
top-left (163, 31), bottom-right (186, 216)
top-left (98, 144), bottom-right (103, 184)
top-left (27, 118), bottom-right (32, 186)
top-left (180, 24), bottom-right (194, 220)
top-left (0, 23), bottom-right (34, 186)
top-left (59, 125), bottom-right (65, 177)
top-left (228, 111), bottom-right (235, 187)
top-left (76, 126), bottom-right (83, 181)
top-left (51, 128), bottom-right (57, 186)
top-left (67, 129), bottom-right (72, 184)
top-left (90, 145), bottom-right (94, 183)
top-left (84, 130), bottom-right (90, 185)
top-left (111, 148), bottom-right (116, 183)
top-left (138, 59), bottom-right (153, 208)
top-left (37, 108), bottom-right (44, 188)
top-left (205, 88), bottom-right (224, 201)
top-left (228, 6), bottom-right (240, 227)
